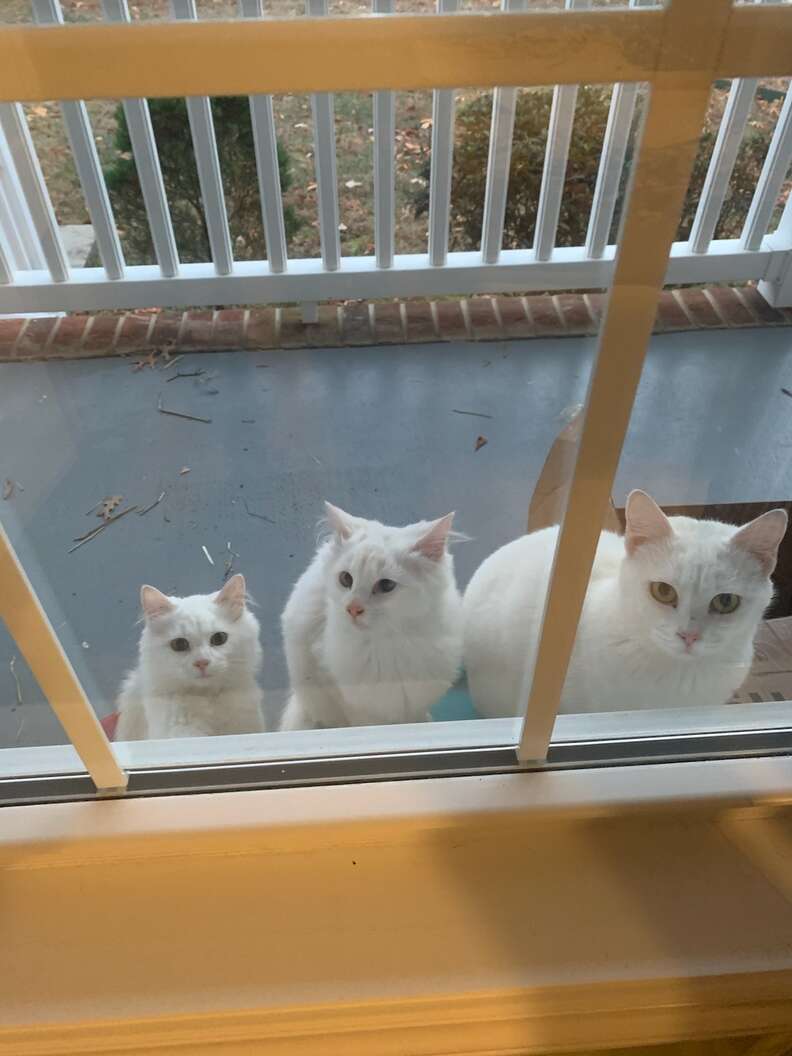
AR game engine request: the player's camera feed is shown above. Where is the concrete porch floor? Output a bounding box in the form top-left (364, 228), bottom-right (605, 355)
top-left (2, 325), bottom-right (792, 748)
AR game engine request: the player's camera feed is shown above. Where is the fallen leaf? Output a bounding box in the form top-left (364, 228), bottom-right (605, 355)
top-left (338, 223), bottom-right (348, 232)
top-left (2, 479), bottom-right (13, 500)
top-left (306, 182), bottom-right (317, 192)
top-left (475, 435), bottom-right (488, 451)
top-left (344, 179), bottom-right (363, 189)
top-left (179, 466), bottom-right (191, 475)
top-left (98, 495), bottom-right (123, 521)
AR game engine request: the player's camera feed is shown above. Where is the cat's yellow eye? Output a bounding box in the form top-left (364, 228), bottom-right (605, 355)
top-left (710, 592), bottom-right (741, 614)
top-left (649, 581), bottom-right (678, 606)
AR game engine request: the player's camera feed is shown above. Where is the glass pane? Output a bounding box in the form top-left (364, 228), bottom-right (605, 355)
top-left (461, 77), bottom-right (792, 755)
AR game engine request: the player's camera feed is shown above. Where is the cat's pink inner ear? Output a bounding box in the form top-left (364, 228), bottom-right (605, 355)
top-left (732, 508), bottom-right (788, 576)
top-left (413, 512), bottom-right (455, 561)
top-left (324, 501), bottom-right (355, 541)
top-left (215, 573), bottom-right (246, 619)
top-left (140, 585), bottom-right (173, 619)
top-left (624, 490), bottom-right (673, 556)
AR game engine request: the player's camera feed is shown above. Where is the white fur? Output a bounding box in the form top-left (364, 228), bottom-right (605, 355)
top-left (116, 574), bottom-right (266, 739)
top-left (463, 493), bottom-right (787, 716)
top-left (280, 504), bottom-right (463, 729)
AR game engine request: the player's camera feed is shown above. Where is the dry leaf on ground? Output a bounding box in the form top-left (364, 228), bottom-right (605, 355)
top-left (98, 495), bottom-right (123, 520)
top-left (474, 435), bottom-right (488, 451)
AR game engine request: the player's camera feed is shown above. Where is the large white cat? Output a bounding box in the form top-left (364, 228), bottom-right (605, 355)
top-left (280, 503), bottom-right (463, 730)
top-left (464, 491), bottom-right (787, 716)
top-left (115, 573), bottom-right (266, 740)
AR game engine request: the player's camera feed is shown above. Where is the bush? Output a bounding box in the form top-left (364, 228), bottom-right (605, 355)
top-left (104, 97), bottom-right (300, 265)
top-left (413, 86), bottom-right (771, 251)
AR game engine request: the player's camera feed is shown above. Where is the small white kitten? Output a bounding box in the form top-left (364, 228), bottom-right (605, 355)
top-left (464, 490), bottom-right (787, 716)
top-left (116, 573), bottom-right (266, 740)
top-left (280, 503), bottom-right (463, 730)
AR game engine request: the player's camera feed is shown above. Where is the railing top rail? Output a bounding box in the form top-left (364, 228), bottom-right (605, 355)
top-left (0, 6), bottom-right (791, 104)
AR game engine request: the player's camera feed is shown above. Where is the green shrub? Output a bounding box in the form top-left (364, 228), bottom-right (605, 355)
top-left (104, 96), bottom-right (300, 265)
top-left (413, 86), bottom-right (771, 251)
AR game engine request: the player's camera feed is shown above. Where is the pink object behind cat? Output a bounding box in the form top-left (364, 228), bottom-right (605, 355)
top-left (100, 711), bottom-right (119, 741)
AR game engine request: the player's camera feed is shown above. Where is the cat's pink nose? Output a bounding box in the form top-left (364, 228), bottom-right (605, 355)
top-left (346, 601), bottom-right (365, 620)
top-left (193, 658), bottom-right (210, 672)
top-left (677, 629), bottom-right (701, 649)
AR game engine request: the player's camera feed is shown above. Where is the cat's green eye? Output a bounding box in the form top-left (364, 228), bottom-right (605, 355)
top-left (374, 578), bottom-right (397, 594)
top-left (649, 581), bottom-right (678, 606)
top-left (210, 631), bottom-right (228, 646)
top-left (710, 593), bottom-right (741, 614)
top-left (170, 637), bottom-right (190, 652)
top-left (339, 571), bottom-right (353, 589)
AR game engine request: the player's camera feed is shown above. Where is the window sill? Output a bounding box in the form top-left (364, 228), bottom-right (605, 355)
top-left (2, 758), bottom-right (792, 1055)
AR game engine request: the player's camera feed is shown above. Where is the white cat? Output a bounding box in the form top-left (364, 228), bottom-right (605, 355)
top-left (115, 573), bottom-right (266, 740)
top-left (464, 491), bottom-right (787, 716)
top-left (280, 503), bottom-right (463, 730)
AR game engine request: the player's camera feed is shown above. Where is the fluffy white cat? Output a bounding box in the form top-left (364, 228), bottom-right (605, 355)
top-left (280, 503), bottom-right (463, 730)
top-left (115, 573), bottom-right (266, 740)
top-left (464, 491), bottom-right (787, 716)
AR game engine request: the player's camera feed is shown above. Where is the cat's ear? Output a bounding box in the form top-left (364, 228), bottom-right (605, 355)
top-left (324, 501), bottom-right (356, 541)
top-left (624, 490), bottom-right (673, 556)
top-left (412, 512), bottom-right (455, 562)
top-left (215, 573), bottom-right (247, 620)
top-left (732, 508), bottom-right (788, 576)
top-left (140, 585), bottom-right (174, 620)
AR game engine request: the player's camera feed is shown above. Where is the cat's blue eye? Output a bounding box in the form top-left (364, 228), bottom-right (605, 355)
top-left (210, 631), bottom-right (228, 646)
top-left (339, 571), bottom-right (353, 589)
top-left (170, 637), bottom-right (190, 652)
top-left (374, 578), bottom-right (397, 594)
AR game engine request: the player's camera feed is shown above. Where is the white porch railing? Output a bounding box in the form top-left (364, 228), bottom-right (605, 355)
top-left (0, 1), bottom-right (791, 317)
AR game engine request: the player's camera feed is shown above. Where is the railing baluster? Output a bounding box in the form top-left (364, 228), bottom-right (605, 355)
top-left (373, 0), bottom-right (395, 269)
top-left (689, 80), bottom-right (758, 254)
top-left (239, 0), bottom-right (288, 274)
top-left (102, 0), bottom-right (179, 278)
top-left (691, 0), bottom-right (771, 255)
top-left (0, 229), bottom-right (13, 284)
top-left (171, 0), bottom-right (234, 275)
top-left (740, 82), bottom-right (792, 252)
top-left (0, 128), bottom-right (46, 271)
top-left (534, 0), bottom-right (590, 263)
top-left (584, 83), bottom-right (639, 259)
top-left (307, 0), bottom-right (341, 271)
top-left (480, 0), bottom-right (524, 266)
top-left (428, 0), bottom-right (459, 268)
top-left (584, 0), bottom-right (649, 261)
top-left (0, 104), bottom-right (69, 283)
top-left (32, 0), bottom-right (125, 281)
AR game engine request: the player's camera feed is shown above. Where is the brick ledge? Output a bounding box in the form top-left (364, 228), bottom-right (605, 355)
top-left (0, 287), bottom-right (789, 362)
